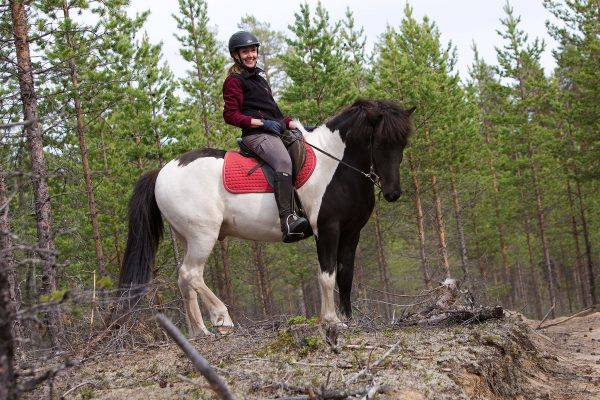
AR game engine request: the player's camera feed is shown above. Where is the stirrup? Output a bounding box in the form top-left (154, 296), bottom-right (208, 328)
top-left (282, 214), bottom-right (308, 243)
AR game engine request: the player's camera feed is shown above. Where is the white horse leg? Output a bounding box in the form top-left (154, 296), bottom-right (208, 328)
top-left (318, 270), bottom-right (342, 325)
top-left (178, 237), bottom-right (233, 336)
top-left (178, 273), bottom-right (209, 336)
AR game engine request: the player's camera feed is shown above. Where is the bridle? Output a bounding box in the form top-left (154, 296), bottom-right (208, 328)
top-left (295, 129), bottom-right (382, 189)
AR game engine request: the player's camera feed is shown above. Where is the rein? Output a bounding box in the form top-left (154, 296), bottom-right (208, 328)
top-left (295, 132), bottom-right (381, 188)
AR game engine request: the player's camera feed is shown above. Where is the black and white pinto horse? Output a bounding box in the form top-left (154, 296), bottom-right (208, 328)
top-left (119, 99), bottom-right (415, 336)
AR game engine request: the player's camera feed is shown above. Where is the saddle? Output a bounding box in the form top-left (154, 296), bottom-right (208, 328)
top-left (222, 131), bottom-right (315, 238)
top-left (222, 130), bottom-right (316, 194)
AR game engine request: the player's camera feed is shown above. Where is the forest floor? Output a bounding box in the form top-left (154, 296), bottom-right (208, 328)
top-left (23, 308), bottom-right (600, 400)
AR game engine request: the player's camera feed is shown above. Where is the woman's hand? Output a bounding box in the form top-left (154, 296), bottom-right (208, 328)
top-left (261, 119), bottom-right (285, 135)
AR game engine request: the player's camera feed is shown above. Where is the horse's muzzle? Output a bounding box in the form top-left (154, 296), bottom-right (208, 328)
top-left (384, 188), bottom-right (402, 202)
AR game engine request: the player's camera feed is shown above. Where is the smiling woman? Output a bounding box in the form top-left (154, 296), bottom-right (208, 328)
top-left (223, 30), bottom-right (309, 243)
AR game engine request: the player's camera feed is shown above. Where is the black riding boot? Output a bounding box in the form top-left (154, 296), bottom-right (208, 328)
top-left (274, 172), bottom-right (309, 243)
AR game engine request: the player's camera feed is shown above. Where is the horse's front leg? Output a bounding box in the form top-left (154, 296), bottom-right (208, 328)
top-left (336, 230), bottom-right (361, 319)
top-left (315, 225), bottom-right (343, 326)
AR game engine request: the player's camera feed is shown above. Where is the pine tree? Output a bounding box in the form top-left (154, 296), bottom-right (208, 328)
top-left (545, 0), bottom-right (599, 305)
top-left (340, 7), bottom-right (369, 94)
top-left (282, 2), bottom-right (356, 122)
top-left (370, 4), bottom-right (479, 289)
top-left (10, 0), bottom-right (62, 348)
top-left (495, 1), bottom-right (559, 314)
top-left (173, 0), bottom-right (227, 148)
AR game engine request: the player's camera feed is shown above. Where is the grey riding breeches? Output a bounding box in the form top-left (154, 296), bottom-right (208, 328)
top-left (241, 133), bottom-right (292, 175)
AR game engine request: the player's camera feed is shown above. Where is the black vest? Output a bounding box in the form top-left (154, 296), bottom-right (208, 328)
top-left (235, 69), bottom-right (284, 135)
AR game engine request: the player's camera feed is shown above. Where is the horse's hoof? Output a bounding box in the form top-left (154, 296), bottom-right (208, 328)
top-left (216, 325), bottom-right (234, 335)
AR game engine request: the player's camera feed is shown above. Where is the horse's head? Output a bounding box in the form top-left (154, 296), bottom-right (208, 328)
top-left (369, 100), bottom-right (416, 201)
top-left (327, 99), bottom-right (415, 202)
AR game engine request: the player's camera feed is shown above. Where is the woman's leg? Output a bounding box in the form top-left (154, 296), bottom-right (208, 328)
top-left (241, 134), bottom-right (308, 242)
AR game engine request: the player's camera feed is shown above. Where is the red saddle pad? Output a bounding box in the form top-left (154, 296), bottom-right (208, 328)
top-left (223, 142), bottom-right (316, 194)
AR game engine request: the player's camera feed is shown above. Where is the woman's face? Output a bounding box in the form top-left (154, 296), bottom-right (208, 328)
top-left (237, 45), bottom-right (258, 69)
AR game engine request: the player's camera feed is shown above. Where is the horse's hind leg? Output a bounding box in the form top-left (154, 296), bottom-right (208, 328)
top-left (178, 235), bottom-right (233, 336)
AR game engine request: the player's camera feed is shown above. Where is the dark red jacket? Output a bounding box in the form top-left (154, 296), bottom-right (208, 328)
top-left (222, 68), bottom-right (292, 136)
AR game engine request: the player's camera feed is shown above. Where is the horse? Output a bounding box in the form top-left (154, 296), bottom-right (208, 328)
top-left (119, 99), bottom-right (415, 336)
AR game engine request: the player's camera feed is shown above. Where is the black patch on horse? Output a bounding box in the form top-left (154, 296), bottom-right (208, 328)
top-left (176, 148), bottom-right (226, 167)
top-left (318, 99), bottom-right (415, 318)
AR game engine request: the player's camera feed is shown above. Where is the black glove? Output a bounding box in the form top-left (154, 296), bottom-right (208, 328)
top-left (261, 119), bottom-right (285, 135)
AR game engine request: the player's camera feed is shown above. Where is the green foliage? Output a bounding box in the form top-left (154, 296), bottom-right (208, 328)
top-left (96, 275), bottom-right (114, 290)
top-left (281, 2), bottom-right (357, 122)
top-left (39, 289), bottom-right (67, 303)
top-left (287, 315), bottom-right (319, 325)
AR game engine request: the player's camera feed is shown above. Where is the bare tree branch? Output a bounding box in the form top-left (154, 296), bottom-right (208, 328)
top-left (155, 313), bottom-right (235, 400)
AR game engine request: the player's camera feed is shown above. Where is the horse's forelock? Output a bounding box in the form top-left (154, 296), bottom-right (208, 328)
top-left (376, 100), bottom-right (415, 147)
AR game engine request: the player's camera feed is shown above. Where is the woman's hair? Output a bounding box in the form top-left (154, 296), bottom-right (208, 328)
top-left (227, 63), bottom-right (244, 76)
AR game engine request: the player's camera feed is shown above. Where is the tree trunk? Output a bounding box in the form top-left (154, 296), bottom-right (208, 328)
top-left (407, 153), bottom-right (432, 289)
top-left (566, 179), bottom-right (587, 308)
top-left (527, 142), bottom-right (556, 316)
top-left (11, 0), bottom-right (62, 347)
top-left (251, 241), bottom-right (271, 317)
top-left (424, 129), bottom-right (451, 280)
top-left (471, 222), bottom-right (489, 302)
top-left (1, 163), bottom-right (21, 385)
top-left (373, 206), bottom-right (391, 318)
top-left (484, 132), bottom-right (511, 308)
top-left (576, 179), bottom-right (597, 305)
top-left (0, 245), bottom-right (18, 400)
top-left (210, 253), bottom-right (225, 301)
top-left (524, 218), bottom-right (543, 319)
top-left (354, 244), bottom-right (365, 298)
top-left (62, 1), bottom-right (106, 277)
top-left (515, 257), bottom-right (525, 307)
top-left (218, 240), bottom-right (233, 309)
top-left (299, 274), bottom-right (308, 317)
top-left (449, 167), bottom-right (469, 281)
top-left (0, 165), bottom-right (18, 309)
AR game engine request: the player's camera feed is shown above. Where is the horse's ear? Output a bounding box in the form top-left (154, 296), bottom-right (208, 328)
top-left (407, 106), bottom-right (416, 116)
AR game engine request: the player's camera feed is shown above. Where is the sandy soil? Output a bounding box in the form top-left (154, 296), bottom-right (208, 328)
top-left (22, 310), bottom-right (600, 399)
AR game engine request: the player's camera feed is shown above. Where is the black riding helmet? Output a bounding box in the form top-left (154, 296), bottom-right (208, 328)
top-left (228, 31), bottom-right (260, 56)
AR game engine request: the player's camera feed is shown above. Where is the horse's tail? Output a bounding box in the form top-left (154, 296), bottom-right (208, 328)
top-left (119, 169), bottom-right (164, 289)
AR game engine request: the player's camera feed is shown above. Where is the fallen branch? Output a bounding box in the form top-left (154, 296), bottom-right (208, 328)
top-left (345, 340), bottom-right (402, 384)
top-left (537, 306), bottom-right (594, 330)
top-left (395, 306), bottom-right (504, 327)
top-left (155, 313), bottom-right (234, 400)
top-left (536, 303), bottom-right (556, 330)
top-left (61, 381), bottom-right (96, 398)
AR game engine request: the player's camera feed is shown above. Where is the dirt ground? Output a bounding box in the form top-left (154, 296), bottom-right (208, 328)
top-left (23, 309), bottom-right (600, 400)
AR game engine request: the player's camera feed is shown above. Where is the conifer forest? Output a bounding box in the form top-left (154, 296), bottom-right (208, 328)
top-left (1, 0), bottom-right (599, 398)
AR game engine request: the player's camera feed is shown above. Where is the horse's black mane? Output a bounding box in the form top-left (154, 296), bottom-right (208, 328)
top-left (325, 99), bottom-right (415, 147)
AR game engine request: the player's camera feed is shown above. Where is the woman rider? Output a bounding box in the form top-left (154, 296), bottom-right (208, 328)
top-left (222, 31), bottom-right (309, 243)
